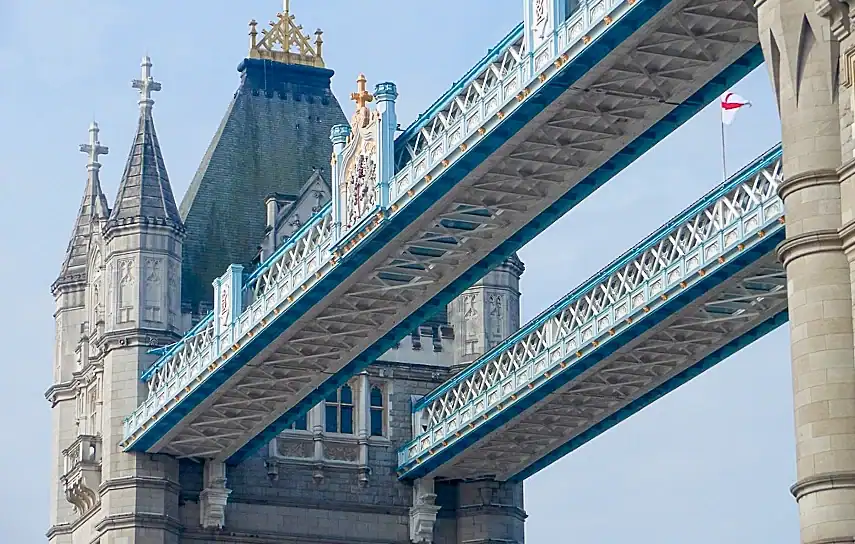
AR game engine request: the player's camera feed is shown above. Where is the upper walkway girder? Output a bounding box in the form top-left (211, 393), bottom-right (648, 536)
top-left (397, 145), bottom-right (786, 481)
top-left (122, 0), bottom-right (762, 463)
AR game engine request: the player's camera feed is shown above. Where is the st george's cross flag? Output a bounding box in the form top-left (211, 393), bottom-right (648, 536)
top-left (720, 92), bottom-right (751, 125)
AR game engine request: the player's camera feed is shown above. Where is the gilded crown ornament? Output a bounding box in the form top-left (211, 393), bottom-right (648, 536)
top-left (248, 1), bottom-right (325, 68)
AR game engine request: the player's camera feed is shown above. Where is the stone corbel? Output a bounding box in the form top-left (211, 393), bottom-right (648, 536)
top-left (409, 477), bottom-right (441, 544)
top-left (200, 460), bottom-right (231, 530)
top-left (816, 0), bottom-right (852, 40)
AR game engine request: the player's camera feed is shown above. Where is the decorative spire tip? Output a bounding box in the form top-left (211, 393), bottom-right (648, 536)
top-left (80, 121), bottom-right (109, 168)
top-left (132, 55), bottom-right (162, 110)
top-left (248, 1), bottom-right (325, 68)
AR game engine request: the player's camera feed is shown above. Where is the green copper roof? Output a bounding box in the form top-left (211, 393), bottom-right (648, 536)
top-left (179, 59), bottom-right (347, 312)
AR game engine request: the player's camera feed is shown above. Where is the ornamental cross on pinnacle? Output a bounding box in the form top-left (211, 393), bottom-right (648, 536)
top-left (79, 122), bottom-right (109, 166)
top-left (133, 56), bottom-right (161, 108)
top-left (351, 74), bottom-right (374, 110)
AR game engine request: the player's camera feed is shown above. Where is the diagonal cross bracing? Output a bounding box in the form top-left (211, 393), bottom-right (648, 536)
top-left (122, 0), bottom-right (762, 462)
top-left (397, 145), bottom-right (786, 481)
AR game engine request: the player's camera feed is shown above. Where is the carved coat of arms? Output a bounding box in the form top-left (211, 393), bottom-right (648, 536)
top-left (340, 75), bottom-right (380, 230)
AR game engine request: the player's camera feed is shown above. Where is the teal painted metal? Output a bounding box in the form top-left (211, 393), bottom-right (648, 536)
top-left (397, 144), bottom-right (784, 475)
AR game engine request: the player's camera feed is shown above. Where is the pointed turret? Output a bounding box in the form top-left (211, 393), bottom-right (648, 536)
top-left (106, 56), bottom-right (182, 232)
top-left (53, 122), bottom-right (111, 292)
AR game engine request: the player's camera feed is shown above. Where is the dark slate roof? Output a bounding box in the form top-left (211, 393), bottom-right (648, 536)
top-left (108, 108), bottom-right (182, 227)
top-left (55, 166), bottom-right (111, 289)
top-left (179, 58), bottom-right (347, 312)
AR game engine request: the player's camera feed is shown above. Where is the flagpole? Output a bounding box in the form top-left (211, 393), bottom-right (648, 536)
top-left (720, 107), bottom-right (727, 180)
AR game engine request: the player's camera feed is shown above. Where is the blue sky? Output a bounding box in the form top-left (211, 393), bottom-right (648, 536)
top-left (0, 1), bottom-right (793, 542)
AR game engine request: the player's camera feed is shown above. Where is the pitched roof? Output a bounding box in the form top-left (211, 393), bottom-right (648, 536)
top-left (108, 108), bottom-right (182, 227)
top-left (179, 58), bottom-right (347, 312)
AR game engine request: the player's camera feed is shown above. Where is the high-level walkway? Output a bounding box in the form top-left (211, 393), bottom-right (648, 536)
top-left (122, 0), bottom-right (761, 463)
top-left (398, 145), bottom-right (786, 480)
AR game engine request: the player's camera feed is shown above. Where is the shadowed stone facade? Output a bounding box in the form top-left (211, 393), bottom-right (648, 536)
top-left (47, 8), bottom-right (526, 544)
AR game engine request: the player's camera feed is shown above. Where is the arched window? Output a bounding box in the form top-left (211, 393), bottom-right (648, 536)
top-left (325, 384), bottom-right (354, 434)
top-left (370, 385), bottom-right (385, 437)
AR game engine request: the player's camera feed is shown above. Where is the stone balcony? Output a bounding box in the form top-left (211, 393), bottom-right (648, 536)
top-left (61, 434), bottom-right (102, 514)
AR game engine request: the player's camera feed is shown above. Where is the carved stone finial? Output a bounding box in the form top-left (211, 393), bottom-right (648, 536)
top-left (351, 74), bottom-right (374, 110)
top-left (132, 56), bottom-right (161, 111)
top-left (350, 74), bottom-right (375, 130)
top-left (79, 122), bottom-right (109, 170)
top-left (248, 1), bottom-right (325, 68)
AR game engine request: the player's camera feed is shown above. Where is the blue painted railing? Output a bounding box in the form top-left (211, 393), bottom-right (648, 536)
top-left (122, 0), bottom-right (691, 444)
top-left (397, 144), bottom-right (785, 471)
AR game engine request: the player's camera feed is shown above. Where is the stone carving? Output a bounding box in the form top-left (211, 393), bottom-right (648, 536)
top-left (90, 251), bottom-right (103, 329)
top-left (409, 478), bottom-right (441, 543)
top-left (341, 74), bottom-right (380, 230)
top-left (144, 258), bottom-right (162, 322)
top-left (488, 293), bottom-right (503, 336)
top-left (344, 148), bottom-right (378, 229)
top-left (106, 261), bottom-right (115, 325)
top-left (168, 261), bottom-right (178, 327)
top-left (277, 438), bottom-right (312, 459)
top-left (462, 293), bottom-right (478, 320)
top-left (200, 460), bottom-right (231, 530)
top-left (117, 258), bottom-right (135, 323)
top-left (325, 443), bottom-right (358, 462)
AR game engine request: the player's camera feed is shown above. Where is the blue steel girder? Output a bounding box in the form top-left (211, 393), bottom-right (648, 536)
top-left (121, 0), bottom-right (762, 463)
top-left (397, 145), bottom-right (786, 482)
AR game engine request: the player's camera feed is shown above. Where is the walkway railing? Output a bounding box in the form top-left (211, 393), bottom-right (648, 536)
top-left (123, 0), bottom-right (655, 443)
top-left (398, 144), bottom-right (784, 469)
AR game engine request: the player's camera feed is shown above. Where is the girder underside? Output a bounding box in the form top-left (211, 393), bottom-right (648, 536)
top-left (428, 251), bottom-right (786, 481)
top-left (148, 0), bottom-right (761, 461)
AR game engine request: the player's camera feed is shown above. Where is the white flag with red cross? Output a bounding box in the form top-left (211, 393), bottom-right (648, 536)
top-left (720, 92), bottom-right (751, 125)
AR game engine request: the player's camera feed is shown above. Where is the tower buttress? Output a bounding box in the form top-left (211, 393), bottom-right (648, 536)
top-left (47, 122), bottom-right (111, 538)
top-left (97, 56), bottom-right (185, 543)
top-left (449, 254), bottom-right (525, 370)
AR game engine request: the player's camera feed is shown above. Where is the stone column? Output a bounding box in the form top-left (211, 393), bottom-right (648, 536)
top-left (455, 479), bottom-right (525, 544)
top-left (758, 1), bottom-right (855, 542)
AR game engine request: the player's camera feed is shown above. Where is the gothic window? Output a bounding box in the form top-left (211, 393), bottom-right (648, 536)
top-left (369, 385), bottom-right (385, 437)
top-left (325, 384), bottom-right (354, 434)
top-left (289, 412), bottom-right (308, 431)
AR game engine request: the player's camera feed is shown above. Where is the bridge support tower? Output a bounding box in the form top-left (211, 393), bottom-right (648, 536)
top-left (758, 0), bottom-right (855, 541)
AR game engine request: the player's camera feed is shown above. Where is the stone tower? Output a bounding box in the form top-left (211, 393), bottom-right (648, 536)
top-left (449, 255), bottom-right (525, 370)
top-left (757, 0), bottom-right (855, 542)
top-left (48, 56), bottom-right (186, 543)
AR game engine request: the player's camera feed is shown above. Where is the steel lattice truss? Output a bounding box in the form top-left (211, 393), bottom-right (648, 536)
top-left (397, 148), bottom-right (784, 479)
top-left (122, 0), bottom-right (761, 460)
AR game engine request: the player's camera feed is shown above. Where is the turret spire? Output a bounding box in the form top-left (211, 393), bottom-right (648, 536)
top-left (54, 123), bottom-right (112, 291)
top-left (107, 56), bottom-right (182, 230)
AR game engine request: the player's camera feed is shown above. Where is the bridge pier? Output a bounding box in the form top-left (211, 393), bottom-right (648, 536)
top-left (758, 0), bottom-right (855, 542)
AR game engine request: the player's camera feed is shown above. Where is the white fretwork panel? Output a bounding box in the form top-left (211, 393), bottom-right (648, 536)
top-left (397, 149), bottom-right (782, 469)
top-left (430, 256), bottom-right (786, 481)
top-left (123, 0), bottom-right (761, 459)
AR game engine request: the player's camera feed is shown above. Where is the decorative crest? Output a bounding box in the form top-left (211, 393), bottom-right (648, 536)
top-left (350, 74), bottom-right (375, 130)
top-left (79, 122), bottom-right (109, 169)
top-left (248, 1), bottom-right (325, 68)
top-left (132, 56), bottom-right (161, 111)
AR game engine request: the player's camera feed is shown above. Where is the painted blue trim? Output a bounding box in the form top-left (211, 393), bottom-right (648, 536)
top-left (126, 1), bottom-right (764, 459)
top-left (397, 229), bottom-right (785, 479)
top-left (509, 310), bottom-right (788, 481)
top-left (244, 202), bottom-right (332, 285)
top-left (412, 142), bottom-right (782, 413)
top-left (228, 44), bottom-right (765, 465)
top-left (140, 312), bottom-right (213, 381)
top-left (394, 23), bottom-right (525, 165)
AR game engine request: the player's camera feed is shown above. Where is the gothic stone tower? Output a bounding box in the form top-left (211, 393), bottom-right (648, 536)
top-left (48, 5), bottom-right (528, 543)
top-left (48, 57), bottom-right (185, 543)
top-left (757, 0), bottom-right (855, 542)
